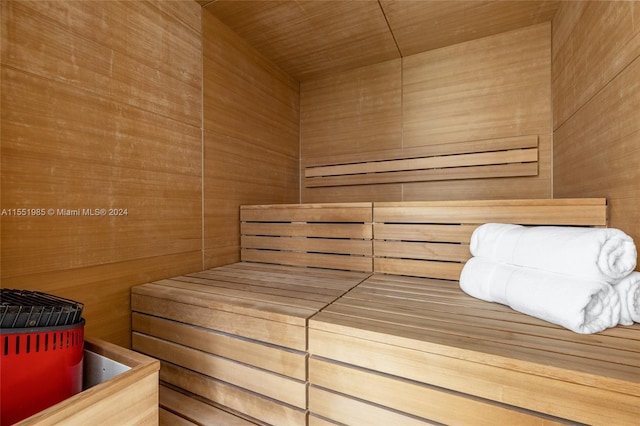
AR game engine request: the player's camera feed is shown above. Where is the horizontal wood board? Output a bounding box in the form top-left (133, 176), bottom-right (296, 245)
top-left (372, 198), bottom-right (607, 280)
top-left (305, 136), bottom-right (539, 187)
top-left (159, 385), bottom-right (259, 426)
top-left (132, 261), bottom-right (369, 425)
top-left (309, 274), bottom-right (640, 424)
top-left (241, 203), bottom-right (374, 272)
top-left (132, 262), bottom-right (369, 350)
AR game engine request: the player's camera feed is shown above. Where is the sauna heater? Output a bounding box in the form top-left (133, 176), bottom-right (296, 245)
top-left (0, 289), bottom-right (85, 426)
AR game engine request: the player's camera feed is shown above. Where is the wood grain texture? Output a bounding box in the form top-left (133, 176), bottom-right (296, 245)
top-left (300, 59), bottom-right (402, 158)
top-left (18, 338), bottom-right (159, 425)
top-left (309, 273), bottom-right (640, 424)
top-left (203, 0), bottom-right (400, 81)
top-left (403, 22), bottom-right (551, 146)
top-left (552, 0), bottom-right (640, 129)
top-left (1, 0), bottom-right (203, 347)
top-left (159, 385), bottom-right (256, 426)
top-left (306, 198), bottom-right (640, 424)
top-left (202, 9), bottom-right (299, 270)
top-left (241, 203), bottom-right (373, 272)
top-left (132, 261), bottom-right (369, 425)
top-left (203, 0), bottom-right (559, 81)
top-left (552, 1), bottom-right (640, 249)
top-left (381, 0), bottom-right (559, 57)
top-left (301, 24), bottom-right (552, 202)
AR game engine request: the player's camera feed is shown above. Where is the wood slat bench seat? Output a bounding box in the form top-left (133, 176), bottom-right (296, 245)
top-left (132, 203), bottom-right (373, 425)
top-left (308, 199), bottom-right (640, 425)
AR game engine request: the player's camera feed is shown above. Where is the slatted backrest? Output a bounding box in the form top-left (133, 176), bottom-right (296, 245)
top-left (241, 203), bottom-right (373, 272)
top-left (304, 136), bottom-right (538, 188)
top-left (373, 198), bottom-right (608, 280)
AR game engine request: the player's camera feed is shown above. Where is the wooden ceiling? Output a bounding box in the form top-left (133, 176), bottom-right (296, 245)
top-left (199, 1), bottom-right (560, 81)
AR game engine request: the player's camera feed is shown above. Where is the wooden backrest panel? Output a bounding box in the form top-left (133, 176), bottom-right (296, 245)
top-left (304, 135), bottom-right (538, 188)
top-left (373, 198), bottom-right (608, 280)
top-left (241, 203), bottom-right (373, 272)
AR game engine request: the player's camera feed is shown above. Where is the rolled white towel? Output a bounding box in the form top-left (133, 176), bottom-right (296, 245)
top-left (460, 257), bottom-right (621, 334)
top-left (470, 223), bottom-right (637, 284)
top-left (613, 272), bottom-right (640, 325)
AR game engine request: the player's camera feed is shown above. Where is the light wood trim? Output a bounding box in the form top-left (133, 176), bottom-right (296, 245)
top-left (242, 235), bottom-right (372, 256)
top-left (241, 202), bottom-right (373, 222)
top-left (17, 338), bottom-right (159, 426)
top-left (134, 333), bottom-right (306, 408)
top-left (161, 361), bottom-right (307, 426)
top-left (306, 162), bottom-right (538, 187)
top-left (310, 358), bottom-right (567, 425)
top-left (304, 136), bottom-right (538, 187)
top-left (374, 198), bottom-right (608, 226)
top-left (242, 222), bottom-right (373, 239)
top-left (309, 386), bottom-right (431, 426)
top-left (306, 148), bottom-right (538, 178)
top-left (133, 313), bottom-right (306, 380)
top-left (241, 249), bottom-right (373, 273)
top-left (160, 385), bottom-right (255, 426)
top-left (241, 202), bottom-right (374, 272)
top-left (132, 291), bottom-right (307, 350)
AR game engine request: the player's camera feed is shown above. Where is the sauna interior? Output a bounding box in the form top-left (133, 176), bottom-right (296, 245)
top-left (1, 0), bottom-right (639, 424)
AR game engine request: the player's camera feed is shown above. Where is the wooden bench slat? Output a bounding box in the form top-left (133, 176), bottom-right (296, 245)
top-left (242, 248), bottom-right (373, 272)
top-left (309, 386), bottom-right (432, 426)
top-left (322, 298), bottom-right (640, 367)
top-left (309, 357), bottom-right (568, 426)
top-left (242, 235), bottom-right (372, 256)
top-left (306, 162), bottom-right (539, 187)
top-left (374, 257), bottom-right (463, 280)
top-left (304, 136), bottom-right (540, 187)
top-left (309, 313), bottom-right (640, 396)
top-left (134, 334), bottom-right (307, 409)
top-left (308, 327), bottom-right (640, 424)
top-left (304, 135), bottom-right (539, 168)
top-left (374, 223), bottom-right (476, 243)
top-left (223, 261), bottom-right (372, 281)
top-left (160, 385), bottom-right (257, 426)
top-left (132, 293), bottom-right (307, 350)
top-left (134, 282), bottom-right (318, 323)
top-left (374, 240), bottom-right (470, 262)
top-left (241, 202), bottom-right (373, 222)
top-left (161, 362), bottom-right (307, 426)
top-left (163, 276), bottom-right (335, 308)
top-left (374, 198), bottom-right (608, 226)
top-left (305, 148), bottom-right (538, 178)
top-left (242, 222), bottom-right (373, 239)
top-left (133, 313), bottom-right (306, 380)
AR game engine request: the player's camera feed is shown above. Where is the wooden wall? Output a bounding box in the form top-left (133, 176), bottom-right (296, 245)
top-left (552, 1), bottom-right (640, 249)
top-left (1, 1), bottom-right (299, 347)
top-left (202, 9), bottom-right (299, 269)
top-left (301, 23), bottom-right (552, 203)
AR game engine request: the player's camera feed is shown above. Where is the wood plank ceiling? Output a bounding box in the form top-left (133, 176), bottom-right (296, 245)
top-left (199, 0), bottom-right (560, 81)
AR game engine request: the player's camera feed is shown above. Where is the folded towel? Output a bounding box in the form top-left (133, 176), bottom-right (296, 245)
top-left (470, 223), bottom-right (637, 284)
top-left (613, 272), bottom-right (640, 325)
top-left (460, 257), bottom-right (621, 334)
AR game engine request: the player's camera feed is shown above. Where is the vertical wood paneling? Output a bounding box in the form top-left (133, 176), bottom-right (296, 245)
top-left (1, 0), bottom-right (203, 347)
top-left (301, 23), bottom-right (552, 203)
top-left (202, 10), bottom-right (299, 270)
top-left (553, 1), bottom-right (640, 249)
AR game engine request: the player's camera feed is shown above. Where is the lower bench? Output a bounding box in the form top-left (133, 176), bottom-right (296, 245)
top-left (308, 274), bottom-right (640, 425)
top-left (132, 262), bottom-right (369, 425)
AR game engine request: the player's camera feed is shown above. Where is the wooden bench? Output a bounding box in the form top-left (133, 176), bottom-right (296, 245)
top-left (132, 203), bottom-right (373, 425)
top-left (131, 199), bottom-right (640, 425)
top-left (308, 199), bottom-right (640, 425)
